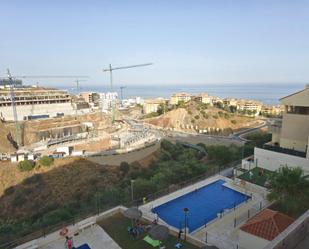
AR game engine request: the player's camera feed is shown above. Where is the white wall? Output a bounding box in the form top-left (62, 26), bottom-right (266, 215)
top-left (254, 147), bottom-right (309, 174)
top-left (239, 230), bottom-right (269, 249)
top-left (0, 103), bottom-right (75, 121)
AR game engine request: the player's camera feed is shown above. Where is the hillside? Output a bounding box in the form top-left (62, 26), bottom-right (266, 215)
top-left (0, 158), bottom-right (121, 219)
top-left (0, 121), bottom-right (17, 153)
top-left (144, 101), bottom-right (253, 133)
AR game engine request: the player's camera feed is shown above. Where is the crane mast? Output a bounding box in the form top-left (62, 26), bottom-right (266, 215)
top-left (7, 69), bottom-right (21, 146)
top-left (102, 63), bottom-right (152, 122)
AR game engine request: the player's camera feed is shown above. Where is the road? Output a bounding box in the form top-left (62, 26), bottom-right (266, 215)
top-left (87, 142), bottom-right (160, 165)
top-left (229, 120), bottom-right (267, 142)
top-left (87, 118), bottom-right (268, 166)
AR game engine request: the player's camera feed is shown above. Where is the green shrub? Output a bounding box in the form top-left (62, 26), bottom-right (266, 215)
top-left (39, 156), bottom-right (54, 167)
top-left (22, 174), bottom-right (43, 185)
top-left (231, 120), bottom-right (237, 124)
top-left (212, 115), bottom-right (218, 119)
top-left (194, 115), bottom-right (200, 120)
top-left (4, 186), bottom-right (15, 195)
top-left (120, 161), bottom-right (130, 175)
top-left (17, 160), bottom-right (35, 172)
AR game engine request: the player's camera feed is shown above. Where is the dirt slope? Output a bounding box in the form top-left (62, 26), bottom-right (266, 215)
top-left (0, 157), bottom-right (121, 219)
top-left (0, 121), bottom-right (17, 153)
top-left (144, 102), bottom-right (252, 132)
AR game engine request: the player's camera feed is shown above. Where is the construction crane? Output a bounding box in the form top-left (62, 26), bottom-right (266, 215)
top-left (102, 63), bottom-right (153, 121)
top-left (1, 69), bottom-right (89, 147)
top-left (6, 69), bottom-right (20, 146)
top-left (120, 86), bottom-right (126, 104)
top-left (75, 79), bottom-right (87, 92)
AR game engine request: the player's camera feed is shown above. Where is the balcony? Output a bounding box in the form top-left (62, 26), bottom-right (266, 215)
top-left (262, 144), bottom-right (307, 158)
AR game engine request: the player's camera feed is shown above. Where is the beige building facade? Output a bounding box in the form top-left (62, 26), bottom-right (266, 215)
top-left (246, 85), bottom-right (309, 173)
top-left (170, 92), bottom-right (191, 105)
top-left (143, 99), bottom-right (165, 114)
top-left (279, 85), bottom-right (309, 152)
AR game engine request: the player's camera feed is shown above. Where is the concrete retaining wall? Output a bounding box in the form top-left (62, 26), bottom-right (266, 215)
top-left (0, 103), bottom-right (75, 121)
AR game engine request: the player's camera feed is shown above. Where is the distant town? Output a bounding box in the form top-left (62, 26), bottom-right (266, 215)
top-left (0, 78), bottom-right (283, 162)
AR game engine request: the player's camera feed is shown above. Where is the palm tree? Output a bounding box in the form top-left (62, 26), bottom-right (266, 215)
top-left (267, 166), bottom-right (309, 217)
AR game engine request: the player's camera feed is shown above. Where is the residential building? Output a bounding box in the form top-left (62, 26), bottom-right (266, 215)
top-left (261, 105), bottom-right (283, 117)
top-left (143, 98), bottom-right (165, 114)
top-left (223, 98), bottom-right (238, 107)
top-left (98, 92), bottom-right (118, 111)
top-left (211, 96), bottom-right (223, 106)
top-left (80, 92), bottom-right (100, 105)
top-left (239, 209), bottom-right (294, 249)
top-left (237, 100), bottom-right (263, 116)
top-left (170, 92), bottom-right (191, 105)
top-left (242, 85), bottom-right (309, 173)
top-left (195, 93), bottom-right (213, 105)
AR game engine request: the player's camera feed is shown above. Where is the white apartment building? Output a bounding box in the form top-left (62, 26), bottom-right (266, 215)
top-left (98, 92), bottom-right (118, 111)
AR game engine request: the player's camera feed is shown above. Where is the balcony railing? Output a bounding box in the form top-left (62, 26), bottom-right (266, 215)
top-left (262, 144), bottom-right (307, 158)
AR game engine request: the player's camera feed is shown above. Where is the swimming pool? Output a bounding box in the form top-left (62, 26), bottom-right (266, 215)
top-left (152, 179), bottom-right (249, 232)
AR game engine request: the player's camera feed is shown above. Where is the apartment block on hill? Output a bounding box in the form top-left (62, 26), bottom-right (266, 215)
top-left (143, 99), bottom-right (166, 114)
top-left (237, 100), bottom-right (263, 116)
top-left (194, 92), bottom-right (213, 105)
top-left (170, 92), bottom-right (191, 105)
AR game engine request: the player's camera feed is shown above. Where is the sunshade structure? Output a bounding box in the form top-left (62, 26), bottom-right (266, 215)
top-left (149, 224), bottom-right (169, 241)
top-left (123, 207), bottom-right (142, 219)
top-left (143, 235), bottom-right (161, 247)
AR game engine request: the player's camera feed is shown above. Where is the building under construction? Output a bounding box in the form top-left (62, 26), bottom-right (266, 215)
top-left (0, 86), bottom-right (76, 121)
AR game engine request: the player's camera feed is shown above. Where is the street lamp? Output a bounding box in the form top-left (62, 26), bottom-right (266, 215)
top-left (183, 207), bottom-right (189, 241)
top-left (131, 179), bottom-right (135, 204)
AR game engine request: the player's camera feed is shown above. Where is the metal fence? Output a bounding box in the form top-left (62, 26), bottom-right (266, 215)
top-left (262, 144), bottom-right (307, 158)
top-left (204, 198), bottom-right (268, 249)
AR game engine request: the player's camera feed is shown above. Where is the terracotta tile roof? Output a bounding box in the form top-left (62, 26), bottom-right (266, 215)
top-left (240, 209), bottom-right (294, 241)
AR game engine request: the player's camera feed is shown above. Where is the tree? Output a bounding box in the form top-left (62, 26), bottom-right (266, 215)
top-left (157, 103), bottom-right (166, 115)
top-left (229, 105), bottom-right (237, 113)
top-left (120, 161), bottom-right (130, 175)
top-left (17, 160), bottom-right (35, 172)
top-left (214, 102), bottom-right (223, 109)
top-left (39, 156), bottom-right (54, 167)
top-left (267, 166), bottom-right (309, 216)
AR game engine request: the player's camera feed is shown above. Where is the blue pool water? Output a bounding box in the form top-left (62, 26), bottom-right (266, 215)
top-left (152, 179), bottom-right (249, 232)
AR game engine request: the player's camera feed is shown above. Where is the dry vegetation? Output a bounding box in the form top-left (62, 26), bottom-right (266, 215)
top-left (0, 158), bottom-right (121, 219)
top-left (144, 101), bottom-right (253, 132)
top-left (0, 121), bottom-right (16, 153)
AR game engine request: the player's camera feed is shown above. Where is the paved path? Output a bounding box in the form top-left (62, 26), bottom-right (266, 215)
top-left (87, 142), bottom-right (160, 165)
top-left (39, 225), bottom-right (121, 249)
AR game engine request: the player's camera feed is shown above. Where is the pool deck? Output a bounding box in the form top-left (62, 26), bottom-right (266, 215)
top-left (15, 208), bottom-right (123, 249)
top-left (140, 174), bottom-right (270, 249)
top-left (38, 225), bottom-right (121, 249)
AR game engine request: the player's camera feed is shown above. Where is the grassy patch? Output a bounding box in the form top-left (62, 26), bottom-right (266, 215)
top-left (238, 167), bottom-right (274, 187)
top-left (98, 213), bottom-right (200, 249)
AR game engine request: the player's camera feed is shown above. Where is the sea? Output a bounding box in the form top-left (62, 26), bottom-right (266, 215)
top-left (60, 83), bottom-right (305, 105)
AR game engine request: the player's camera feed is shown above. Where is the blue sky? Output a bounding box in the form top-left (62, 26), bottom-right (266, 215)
top-left (1, 0), bottom-right (309, 87)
